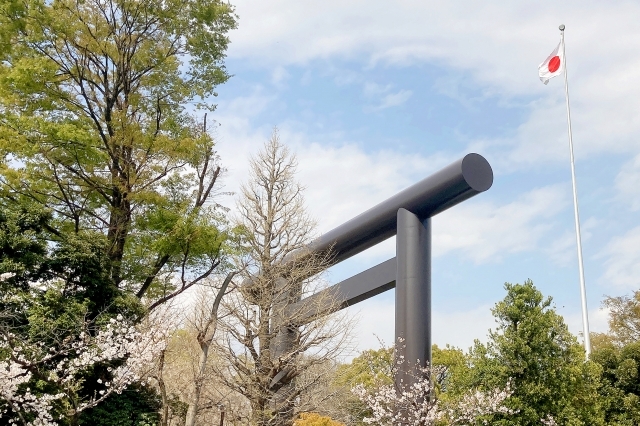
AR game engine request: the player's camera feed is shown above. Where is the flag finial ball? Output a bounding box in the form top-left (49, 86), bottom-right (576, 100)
top-left (559, 24), bottom-right (565, 31)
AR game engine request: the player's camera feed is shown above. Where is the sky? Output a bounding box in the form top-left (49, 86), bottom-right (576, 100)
top-left (206, 0), bottom-right (640, 355)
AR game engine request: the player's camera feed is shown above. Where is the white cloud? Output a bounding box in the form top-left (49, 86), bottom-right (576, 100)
top-left (599, 226), bottom-right (640, 290)
top-left (343, 295), bottom-right (395, 356)
top-left (228, 1), bottom-right (640, 95)
top-left (225, 1), bottom-right (640, 166)
top-left (432, 304), bottom-right (495, 350)
top-left (545, 216), bottom-right (598, 267)
top-left (362, 82), bottom-right (391, 97)
top-left (433, 185), bottom-right (568, 262)
top-left (362, 82), bottom-right (413, 111)
top-left (375, 90), bottom-right (413, 110)
top-left (271, 66), bottom-right (290, 87)
top-left (214, 91), bottom-right (574, 266)
top-left (546, 231), bottom-right (577, 267)
top-left (562, 306), bottom-right (610, 342)
top-left (615, 154), bottom-right (640, 211)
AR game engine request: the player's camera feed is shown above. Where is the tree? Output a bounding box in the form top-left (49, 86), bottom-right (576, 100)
top-left (462, 280), bottom-right (604, 426)
top-left (589, 290), bottom-right (640, 425)
top-left (335, 347), bottom-right (394, 391)
top-left (146, 292), bottom-right (250, 426)
top-left (0, 0), bottom-right (236, 307)
top-left (0, 201), bottom-right (174, 425)
top-left (590, 340), bottom-right (640, 425)
top-left (184, 275), bottom-right (237, 426)
top-left (0, 200), bottom-right (49, 290)
top-left (329, 344), bottom-right (471, 425)
top-left (350, 361), bottom-right (514, 426)
top-left (214, 131), bottom-right (352, 426)
top-left (0, 300), bottom-right (170, 425)
top-left (593, 291), bottom-right (640, 347)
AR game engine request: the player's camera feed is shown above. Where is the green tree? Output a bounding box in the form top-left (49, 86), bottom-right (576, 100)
top-left (79, 384), bottom-right (162, 426)
top-left (335, 347), bottom-right (394, 390)
top-left (589, 291), bottom-right (640, 425)
top-left (590, 340), bottom-right (640, 425)
top-left (463, 280), bottom-right (604, 426)
top-left (0, 0), bottom-right (237, 307)
top-left (332, 344), bottom-right (468, 425)
top-left (0, 202), bottom-right (159, 425)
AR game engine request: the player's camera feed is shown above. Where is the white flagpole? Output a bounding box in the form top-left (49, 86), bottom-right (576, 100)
top-left (559, 24), bottom-right (591, 357)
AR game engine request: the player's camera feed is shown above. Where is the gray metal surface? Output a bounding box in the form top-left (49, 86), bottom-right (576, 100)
top-left (395, 210), bottom-right (431, 391)
top-left (269, 153), bottom-right (493, 415)
top-left (307, 153), bottom-right (492, 264)
top-left (285, 257), bottom-right (397, 324)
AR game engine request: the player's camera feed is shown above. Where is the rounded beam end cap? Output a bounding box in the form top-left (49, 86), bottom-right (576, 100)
top-left (461, 153), bottom-right (493, 192)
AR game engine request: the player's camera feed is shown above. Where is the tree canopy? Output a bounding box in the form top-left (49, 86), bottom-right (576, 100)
top-left (463, 280), bottom-right (603, 426)
top-left (0, 0), bottom-right (237, 423)
top-left (0, 0), bottom-right (237, 306)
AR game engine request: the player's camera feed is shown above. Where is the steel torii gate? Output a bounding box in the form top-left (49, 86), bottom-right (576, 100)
top-left (274, 153), bottom-right (493, 392)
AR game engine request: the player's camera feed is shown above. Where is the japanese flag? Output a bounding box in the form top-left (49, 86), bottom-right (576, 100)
top-left (538, 40), bottom-right (564, 85)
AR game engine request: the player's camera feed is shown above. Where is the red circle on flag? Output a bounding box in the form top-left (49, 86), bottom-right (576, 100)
top-left (548, 56), bottom-right (561, 73)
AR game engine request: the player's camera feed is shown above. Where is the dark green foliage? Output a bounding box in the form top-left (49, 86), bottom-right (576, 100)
top-left (0, 0), bottom-right (237, 421)
top-left (0, 203), bottom-right (156, 424)
top-left (591, 341), bottom-right (640, 425)
top-left (589, 290), bottom-right (640, 425)
top-left (79, 384), bottom-right (162, 426)
top-left (0, 201), bottom-right (49, 290)
top-left (463, 280), bottom-right (604, 426)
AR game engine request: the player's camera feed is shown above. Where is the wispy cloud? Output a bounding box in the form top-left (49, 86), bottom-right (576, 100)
top-left (362, 82), bottom-right (413, 111)
top-left (599, 226), bottom-right (640, 290)
top-left (615, 154), bottom-right (640, 211)
top-left (434, 185), bottom-right (569, 263)
top-left (226, 0), bottom-right (640, 166)
top-left (376, 89), bottom-right (413, 110)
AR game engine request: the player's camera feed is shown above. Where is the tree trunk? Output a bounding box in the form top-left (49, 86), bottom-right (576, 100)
top-left (184, 343), bottom-right (209, 426)
top-left (185, 272), bottom-right (235, 426)
top-left (157, 350), bottom-right (169, 426)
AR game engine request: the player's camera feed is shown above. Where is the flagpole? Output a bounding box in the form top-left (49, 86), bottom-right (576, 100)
top-left (559, 24), bottom-right (591, 358)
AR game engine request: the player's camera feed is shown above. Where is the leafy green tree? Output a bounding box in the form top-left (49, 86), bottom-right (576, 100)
top-left (1, 203), bottom-right (160, 425)
top-left (590, 340), bottom-right (640, 425)
top-left (79, 384), bottom-right (162, 426)
top-left (462, 280), bottom-right (604, 426)
top-left (431, 344), bottom-right (468, 396)
top-left (335, 347), bottom-right (394, 390)
top-left (589, 290), bottom-right (640, 425)
top-left (0, 0), bottom-right (237, 307)
top-left (0, 200), bottom-right (49, 290)
top-left (331, 347), bottom-right (394, 426)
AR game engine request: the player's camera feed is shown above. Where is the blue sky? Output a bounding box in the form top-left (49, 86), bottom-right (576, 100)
top-left (208, 0), bottom-right (640, 354)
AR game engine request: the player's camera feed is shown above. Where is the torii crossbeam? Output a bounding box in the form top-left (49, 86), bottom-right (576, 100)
top-left (279, 153), bottom-right (493, 391)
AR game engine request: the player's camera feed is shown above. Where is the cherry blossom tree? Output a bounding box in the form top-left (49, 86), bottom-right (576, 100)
top-left (351, 362), bottom-right (514, 426)
top-left (0, 310), bottom-right (171, 425)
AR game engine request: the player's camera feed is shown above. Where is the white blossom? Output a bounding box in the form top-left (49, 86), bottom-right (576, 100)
top-left (352, 360), bottom-right (514, 426)
top-left (0, 310), bottom-right (171, 425)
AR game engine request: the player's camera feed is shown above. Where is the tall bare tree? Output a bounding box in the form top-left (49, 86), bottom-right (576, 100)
top-left (215, 130), bottom-right (352, 426)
